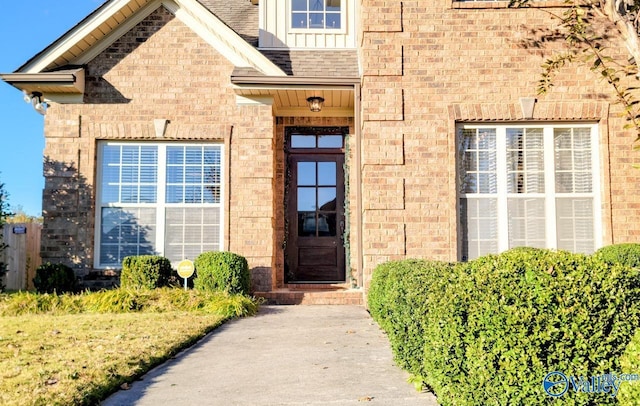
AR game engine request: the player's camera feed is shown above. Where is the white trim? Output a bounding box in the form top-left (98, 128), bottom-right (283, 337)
top-left (287, 0), bottom-right (347, 34)
top-left (22, 0), bottom-right (285, 76)
top-left (495, 128), bottom-right (509, 252)
top-left (235, 95), bottom-right (274, 106)
top-left (155, 145), bottom-right (167, 257)
top-left (171, 0), bottom-right (285, 75)
top-left (24, 0), bottom-right (138, 72)
top-left (43, 93), bottom-right (84, 104)
top-left (93, 143), bottom-right (105, 270)
top-left (543, 127), bottom-right (557, 249)
top-left (74, 0), bottom-right (164, 66)
top-left (590, 125), bottom-right (603, 251)
top-left (275, 106), bottom-right (354, 117)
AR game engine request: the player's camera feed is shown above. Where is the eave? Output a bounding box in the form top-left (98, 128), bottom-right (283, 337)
top-left (0, 68), bottom-right (85, 103)
top-left (231, 75), bottom-right (360, 89)
top-left (16, 0), bottom-right (284, 76)
top-left (231, 75), bottom-right (361, 117)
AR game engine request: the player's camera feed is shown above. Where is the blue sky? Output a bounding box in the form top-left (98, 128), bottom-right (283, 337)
top-left (0, 1), bottom-right (104, 216)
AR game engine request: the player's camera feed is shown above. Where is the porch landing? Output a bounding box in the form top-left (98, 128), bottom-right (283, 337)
top-left (254, 284), bottom-right (364, 305)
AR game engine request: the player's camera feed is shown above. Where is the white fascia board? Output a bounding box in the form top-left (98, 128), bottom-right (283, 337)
top-left (23, 0), bottom-right (284, 78)
top-left (235, 95), bottom-right (274, 106)
top-left (22, 0), bottom-right (143, 73)
top-left (45, 93), bottom-right (85, 104)
top-left (172, 0), bottom-right (285, 76)
top-left (277, 106), bottom-right (354, 117)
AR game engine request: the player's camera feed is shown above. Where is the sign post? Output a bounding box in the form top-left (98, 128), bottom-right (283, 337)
top-left (176, 259), bottom-right (195, 291)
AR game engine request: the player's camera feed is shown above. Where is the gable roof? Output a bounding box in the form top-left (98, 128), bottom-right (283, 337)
top-left (1, 0), bottom-right (361, 104)
top-left (10, 0), bottom-right (284, 76)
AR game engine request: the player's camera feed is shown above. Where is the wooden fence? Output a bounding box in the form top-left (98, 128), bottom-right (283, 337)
top-left (2, 223), bottom-right (42, 290)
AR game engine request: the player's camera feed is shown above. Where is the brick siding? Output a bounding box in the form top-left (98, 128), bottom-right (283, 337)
top-left (358, 1), bottom-right (639, 288)
top-left (42, 7), bottom-right (277, 288)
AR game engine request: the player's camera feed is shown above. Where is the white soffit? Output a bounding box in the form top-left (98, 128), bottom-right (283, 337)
top-left (21, 0), bottom-right (151, 73)
top-left (20, 0), bottom-right (285, 76)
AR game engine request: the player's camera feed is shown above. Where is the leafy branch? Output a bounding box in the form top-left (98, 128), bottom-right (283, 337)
top-left (510, 0), bottom-right (640, 141)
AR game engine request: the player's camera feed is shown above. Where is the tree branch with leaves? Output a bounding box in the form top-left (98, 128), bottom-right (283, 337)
top-left (0, 178), bottom-right (10, 291)
top-left (510, 0), bottom-right (640, 141)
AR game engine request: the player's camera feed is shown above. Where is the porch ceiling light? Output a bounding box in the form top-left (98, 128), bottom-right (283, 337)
top-left (306, 96), bottom-right (325, 112)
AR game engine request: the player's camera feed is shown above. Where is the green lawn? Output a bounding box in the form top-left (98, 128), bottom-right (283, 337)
top-left (0, 290), bottom-right (257, 405)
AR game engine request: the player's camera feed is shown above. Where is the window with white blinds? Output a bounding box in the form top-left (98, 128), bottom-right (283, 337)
top-left (458, 124), bottom-right (600, 261)
top-left (96, 142), bottom-right (223, 267)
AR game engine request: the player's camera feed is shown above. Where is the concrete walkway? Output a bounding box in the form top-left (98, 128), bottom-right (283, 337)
top-left (101, 305), bottom-right (439, 405)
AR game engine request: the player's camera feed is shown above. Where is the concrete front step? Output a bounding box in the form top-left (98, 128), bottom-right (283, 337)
top-left (254, 288), bottom-right (364, 305)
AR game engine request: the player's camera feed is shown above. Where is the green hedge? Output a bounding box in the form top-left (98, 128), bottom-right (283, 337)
top-left (369, 247), bottom-right (640, 406)
top-left (619, 329), bottom-right (640, 404)
top-left (193, 251), bottom-right (250, 295)
top-left (594, 243), bottom-right (640, 268)
top-left (33, 263), bottom-right (77, 294)
top-left (368, 259), bottom-right (453, 377)
top-left (120, 255), bottom-right (176, 289)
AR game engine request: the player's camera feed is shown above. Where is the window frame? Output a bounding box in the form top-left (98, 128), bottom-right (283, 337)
top-left (288, 0), bottom-right (347, 34)
top-left (94, 141), bottom-right (225, 269)
top-left (456, 122), bottom-right (602, 261)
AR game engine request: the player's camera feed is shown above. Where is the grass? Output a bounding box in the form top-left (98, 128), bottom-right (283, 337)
top-left (0, 288), bottom-right (259, 406)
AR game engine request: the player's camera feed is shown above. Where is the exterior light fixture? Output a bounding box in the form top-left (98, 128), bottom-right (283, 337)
top-left (306, 96), bottom-right (324, 112)
top-left (23, 90), bottom-right (47, 115)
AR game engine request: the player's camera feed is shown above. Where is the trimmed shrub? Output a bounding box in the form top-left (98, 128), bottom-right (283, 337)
top-left (120, 255), bottom-right (176, 289)
top-left (421, 248), bottom-right (640, 406)
top-left (369, 248), bottom-right (640, 406)
top-left (193, 251), bottom-right (250, 295)
top-left (368, 259), bottom-right (453, 379)
top-left (33, 262), bottom-right (77, 294)
top-left (594, 243), bottom-right (640, 268)
top-left (618, 329), bottom-right (640, 404)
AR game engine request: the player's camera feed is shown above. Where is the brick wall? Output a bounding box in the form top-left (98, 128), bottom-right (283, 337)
top-left (358, 1), bottom-right (639, 288)
top-left (42, 7), bottom-right (277, 288)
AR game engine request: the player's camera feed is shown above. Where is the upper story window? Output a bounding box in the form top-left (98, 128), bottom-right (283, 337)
top-left (291, 0), bottom-right (342, 30)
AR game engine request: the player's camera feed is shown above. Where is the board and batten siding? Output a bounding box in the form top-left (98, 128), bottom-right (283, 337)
top-left (259, 0), bottom-right (357, 49)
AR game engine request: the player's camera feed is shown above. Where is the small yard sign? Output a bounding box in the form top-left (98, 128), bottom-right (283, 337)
top-left (12, 226), bottom-right (27, 234)
top-left (177, 259), bottom-right (195, 290)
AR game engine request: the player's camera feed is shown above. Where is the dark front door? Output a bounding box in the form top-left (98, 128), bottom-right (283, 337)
top-left (286, 129), bottom-right (346, 282)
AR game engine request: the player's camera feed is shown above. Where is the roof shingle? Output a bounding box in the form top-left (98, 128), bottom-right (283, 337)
top-left (196, 0), bottom-right (259, 46)
top-left (260, 50), bottom-right (360, 77)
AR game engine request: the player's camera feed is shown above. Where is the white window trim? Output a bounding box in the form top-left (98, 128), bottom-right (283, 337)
top-left (288, 0), bottom-right (347, 35)
top-left (94, 141), bottom-right (225, 269)
top-left (457, 122), bottom-right (602, 260)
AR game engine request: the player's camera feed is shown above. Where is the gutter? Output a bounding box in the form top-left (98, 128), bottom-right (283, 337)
top-left (0, 68), bottom-right (86, 99)
top-left (231, 75), bottom-right (361, 87)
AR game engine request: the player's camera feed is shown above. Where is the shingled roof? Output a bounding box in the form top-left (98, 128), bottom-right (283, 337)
top-left (198, 0), bottom-right (359, 78)
top-left (260, 50), bottom-right (359, 77)
top-left (197, 0), bottom-right (259, 47)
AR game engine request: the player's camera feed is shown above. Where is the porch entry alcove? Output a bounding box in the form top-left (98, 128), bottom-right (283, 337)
top-left (285, 127), bottom-right (347, 283)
